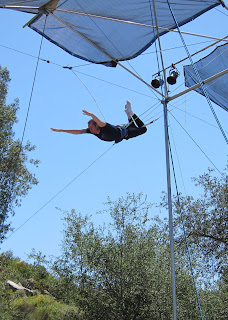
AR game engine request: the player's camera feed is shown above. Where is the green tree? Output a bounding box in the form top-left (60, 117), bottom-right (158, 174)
top-left (53, 193), bottom-right (200, 320)
top-left (158, 165), bottom-right (227, 319)
top-left (167, 165), bottom-right (228, 277)
top-left (0, 65), bottom-right (39, 242)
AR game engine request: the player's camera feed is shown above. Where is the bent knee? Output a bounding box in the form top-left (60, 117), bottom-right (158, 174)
top-left (142, 127), bottom-right (147, 134)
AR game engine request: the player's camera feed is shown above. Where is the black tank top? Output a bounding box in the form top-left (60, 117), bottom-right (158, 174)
top-left (87, 123), bottom-right (121, 142)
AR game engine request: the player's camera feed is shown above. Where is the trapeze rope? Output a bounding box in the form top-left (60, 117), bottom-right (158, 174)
top-left (166, 0), bottom-right (228, 145)
top-left (140, 101), bottom-right (161, 122)
top-left (2, 143), bottom-right (115, 244)
top-left (168, 133), bottom-right (204, 320)
top-left (69, 62), bottom-right (162, 126)
top-left (71, 69), bottom-right (106, 122)
top-left (64, 62), bottom-right (161, 128)
top-left (69, 64), bottom-right (160, 128)
top-left (1, 15), bottom-right (47, 238)
top-left (64, 64), bottom-right (161, 126)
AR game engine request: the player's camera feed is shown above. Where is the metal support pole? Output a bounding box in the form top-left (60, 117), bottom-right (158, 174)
top-left (163, 99), bottom-right (177, 320)
top-left (151, 0), bottom-right (177, 317)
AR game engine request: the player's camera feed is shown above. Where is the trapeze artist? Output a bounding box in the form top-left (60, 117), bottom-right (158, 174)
top-left (51, 101), bottom-right (147, 143)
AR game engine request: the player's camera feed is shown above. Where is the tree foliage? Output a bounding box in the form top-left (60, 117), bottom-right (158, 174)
top-left (1, 186), bottom-right (227, 319)
top-left (53, 193), bottom-right (202, 320)
top-left (0, 65), bottom-right (39, 242)
top-left (167, 165), bottom-right (228, 277)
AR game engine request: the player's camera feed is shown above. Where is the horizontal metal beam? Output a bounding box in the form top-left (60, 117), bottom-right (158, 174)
top-left (55, 8), bottom-right (228, 42)
top-left (166, 67), bottom-right (228, 102)
top-left (0, 5), bottom-right (39, 9)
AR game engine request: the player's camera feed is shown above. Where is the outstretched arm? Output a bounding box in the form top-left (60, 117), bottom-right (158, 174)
top-left (82, 110), bottom-right (106, 127)
top-left (51, 128), bottom-right (87, 134)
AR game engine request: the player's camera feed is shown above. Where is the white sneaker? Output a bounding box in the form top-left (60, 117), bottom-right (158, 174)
top-left (125, 109), bottom-right (131, 118)
top-left (125, 100), bottom-right (134, 116)
top-left (125, 100), bottom-right (131, 109)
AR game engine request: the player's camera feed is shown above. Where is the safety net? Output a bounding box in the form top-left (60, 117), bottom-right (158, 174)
top-left (184, 43), bottom-right (228, 112)
top-left (0, 0), bottom-right (223, 65)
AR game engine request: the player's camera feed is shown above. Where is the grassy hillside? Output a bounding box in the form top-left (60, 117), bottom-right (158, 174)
top-left (0, 251), bottom-right (85, 320)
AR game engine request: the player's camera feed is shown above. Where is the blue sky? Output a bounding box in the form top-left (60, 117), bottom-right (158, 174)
top-left (0, 3), bottom-right (227, 262)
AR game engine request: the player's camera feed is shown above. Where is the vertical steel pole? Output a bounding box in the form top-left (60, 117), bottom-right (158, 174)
top-left (151, 1), bottom-right (177, 317)
top-left (162, 99), bottom-right (177, 320)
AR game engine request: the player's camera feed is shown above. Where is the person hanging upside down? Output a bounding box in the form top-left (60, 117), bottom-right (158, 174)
top-left (51, 101), bottom-right (147, 143)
